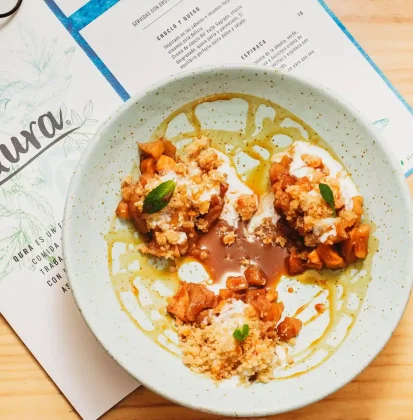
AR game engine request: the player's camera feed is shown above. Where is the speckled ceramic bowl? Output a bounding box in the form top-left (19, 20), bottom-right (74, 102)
top-left (63, 65), bottom-right (413, 417)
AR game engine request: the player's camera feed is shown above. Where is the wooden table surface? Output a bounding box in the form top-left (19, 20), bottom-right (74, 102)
top-left (2, 0), bottom-right (413, 419)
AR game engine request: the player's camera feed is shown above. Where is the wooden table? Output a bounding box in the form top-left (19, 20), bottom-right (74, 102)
top-left (2, 0), bottom-right (413, 418)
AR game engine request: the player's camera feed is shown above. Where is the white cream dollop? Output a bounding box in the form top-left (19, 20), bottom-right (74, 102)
top-left (215, 150), bottom-right (257, 228)
top-left (272, 141), bottom-right (359, 211)
top-left (247, 192), bottom-right (280, 234)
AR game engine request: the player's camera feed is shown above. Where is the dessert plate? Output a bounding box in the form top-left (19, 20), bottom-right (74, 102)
top-left (63, 65), bottom-right (413, 416)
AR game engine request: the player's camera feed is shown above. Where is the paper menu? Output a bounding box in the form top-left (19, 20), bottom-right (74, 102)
top-left (47, 0), bottom-right (413, 172)
top-left (0, 0), bottom-right (412, 419)
top-left (0, 1), bottom-right (138, 419)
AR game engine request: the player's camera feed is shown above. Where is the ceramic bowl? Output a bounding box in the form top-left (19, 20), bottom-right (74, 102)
top-left (63, 65), bottom-right (413, 417)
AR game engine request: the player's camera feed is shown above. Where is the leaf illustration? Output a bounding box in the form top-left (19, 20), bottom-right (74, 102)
top-left (20, 189), bottom-right (54, 225)
top-left (71, 110), bottom-right (82, 128)
top-left (373, 118), bottom-right (389, 131)
top-left (0, 71), bottom-right (12, 88)
top-left (0, 202), bottom-right (13, 218)
top-left (71, 132), bottom-right (90, 142)
top-left (64, 46), bottom-right (76, 55)
top-left (76, 141), bottom-right (88, 152)
top-left (63, 136), bottom-right (74, 157)
top-left (0, 99), bottom-right (10, 117)
top-left (31, 177), bottom-right (45, 188)
top-left (83, 100), bottom-right (93, 119)
top-left (0, 188), bottom-right (13, 217)
top-left (82, 119), bottom-right (98, 127)
top-left (0, 229), bottom-right (22, 279)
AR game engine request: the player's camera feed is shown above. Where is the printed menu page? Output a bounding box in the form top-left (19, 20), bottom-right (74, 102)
top-left (52, 0), bottom-right (413, 175)
top-left (0, 0), bottom-right (412, 419)
top-left (0, 1), bottom-right (138, 420)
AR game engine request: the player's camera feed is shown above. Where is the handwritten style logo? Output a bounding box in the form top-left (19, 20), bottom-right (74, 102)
top-left (0, 110), bottom-right (79, 187)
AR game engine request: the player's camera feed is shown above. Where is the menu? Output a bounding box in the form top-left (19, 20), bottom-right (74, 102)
top-left (0, 0), bottom-right (412, 418)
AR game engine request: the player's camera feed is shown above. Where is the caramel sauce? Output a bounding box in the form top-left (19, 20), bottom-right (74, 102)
top-left (315, 303), bottom-right (326, 314)
top-left (198, 222), bottom-right (287, 287)
top-left (106, 92), bottom-right (378, 380)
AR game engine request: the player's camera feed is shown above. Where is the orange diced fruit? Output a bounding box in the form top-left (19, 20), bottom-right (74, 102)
top-left (115, 200), bottom-right (130, 219)
top-left (305, 249), bottom-right (323, 269)
top-left (140, 157), bottom-right (156, 174)
top-left (139, 172), bottom-right (153, 187)
top-left (226, 276), bottom-right (248, 291)
top-left (138, 138), bottom-right (165, 159)
top-left (316, 244), bottom-right (345, 269)
top-left (277, 317), bottom-right (303, 341)
top-left (161, 137), bottom-right (177, 158)
top-left (351, 224), bottom-right (370, 259)
top-left (287, 250), bottom-right (306, 275)
top-left (156, 155), bottom-right (176, 174)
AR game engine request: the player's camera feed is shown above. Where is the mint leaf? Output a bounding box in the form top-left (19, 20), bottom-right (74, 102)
top-left (319, 183), bottom-right (336, 217)
top-left (143, 180), bottom-right (176, 214)
top-left (233, 324), bottom-right (250, 342)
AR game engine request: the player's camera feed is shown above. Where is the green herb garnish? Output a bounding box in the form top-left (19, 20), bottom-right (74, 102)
top-left (233, 324), bottom-right (250, 342)
top-left (319, 183), bottom-right (336, 217)
top-left (143, 180), bottom-right (176, 214)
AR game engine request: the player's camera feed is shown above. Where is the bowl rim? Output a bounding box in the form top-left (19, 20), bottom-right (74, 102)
top-left (63, 63), bottom-right (413, 417)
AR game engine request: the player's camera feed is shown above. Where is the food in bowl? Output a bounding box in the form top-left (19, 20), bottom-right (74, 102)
top-left (65, 67), bottom-right (413, 416)
top-left (114, 122), bottom-right (371, 382)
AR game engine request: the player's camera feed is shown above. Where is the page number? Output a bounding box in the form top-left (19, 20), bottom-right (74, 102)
top-left (298, 11), bottom-right (303, 16)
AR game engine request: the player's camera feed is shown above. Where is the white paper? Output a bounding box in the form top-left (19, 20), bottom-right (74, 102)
top-left (0, 1), bottom-right (138, 419)
top-left (1, 0), bottom-right (413, 418)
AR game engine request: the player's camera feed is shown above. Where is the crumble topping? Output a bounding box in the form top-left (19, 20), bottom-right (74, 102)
top-left (116, 136), bottom-right (259, 259)
top-left (269, 141), bottom-right (370, 273)
top-left (169, 282), bottom-right (302, 383)
top-left (115, 135), bottom-right (371, 384)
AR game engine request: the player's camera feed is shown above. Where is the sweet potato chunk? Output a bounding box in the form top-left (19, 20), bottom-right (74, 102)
top-left (250, 295), bottom-right (284, 322)
top-left (139, 138), bottom-right (165, 159)
top-left (127, 193), bottom-right (149, 233)
top-left (196, 309), bottom-right (210, 326)
top-left (341, 237), bottom-right (358, 263)
top-left (166, 282), bottom-right (189, 322)
top-left (186, 284), bottom-right (217, 322)
top-left (167, 282), bottom-right (217, 323)
top-left (245, 288), bottom-right (266, 303)
top-left (352, 196), bottom-right (364, 217)
top-left (160, 137), bottom-right (177, 158)
top-left (277, 317), bottom-right (303, 341)
top-left (226, 276), bottom-right (248, 291)
top-left (351, 224), bottom-right (370, 259)
top-left (115, 200), bottom-right (130, 220)
top-left (266, 289), bottom-right (278, 302)
top-left (156, 155), bottom-right (176, 174)
top-left (219, 289), bottom-right (246, 301)
top-left (244, 265), bottom-right (268, 286)
top-left (305, 250), bottom-right (323, 269)
top-left (316, 244), bottom-right (345, 269)
top-left (287, 250), bottom-right (305, 275)
top-left (140, 157), bottom-right (156, 174)
top-left (269, 302), bottom-right (285, 323)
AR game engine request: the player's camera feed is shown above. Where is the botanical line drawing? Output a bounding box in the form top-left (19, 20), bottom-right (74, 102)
top-left (0, 25), bottom-right (98, 280)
